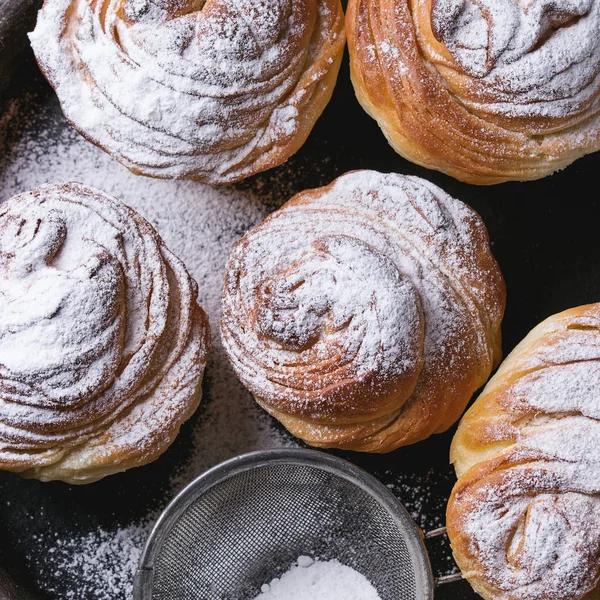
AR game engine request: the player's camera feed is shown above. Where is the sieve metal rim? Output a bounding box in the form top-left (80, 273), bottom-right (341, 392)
top-left (133, 448), bottom-right (435, 600)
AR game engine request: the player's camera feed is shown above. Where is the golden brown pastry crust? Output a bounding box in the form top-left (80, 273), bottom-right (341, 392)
top-left (346, 0), bottom-right (600, 184)
top-left (447, 304), bottom-right (600, 600)
top-left (29, 0), bottom-right (345, 184)
top-left (220, 170), bottom-right (505, 452)
top-left (0, 183), bottom-right (210, 484)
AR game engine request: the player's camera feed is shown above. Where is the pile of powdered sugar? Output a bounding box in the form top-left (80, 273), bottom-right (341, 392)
top-left (253, 556), bottom-right (382, 600)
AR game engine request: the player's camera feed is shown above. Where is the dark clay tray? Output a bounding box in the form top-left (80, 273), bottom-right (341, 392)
top-left (0, 7), bottom-right (599, 600)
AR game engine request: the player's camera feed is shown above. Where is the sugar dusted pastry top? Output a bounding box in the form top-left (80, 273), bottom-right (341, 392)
top-left (447, 304), bottom-right (600, 600)
top-left (29, 0), bottom-right (345, 184)
top-left (427, 0), bottom-right (600, 122)
top-left (0, 183), bottom-right (210, 483)
top-left (221, 170), bottom-right (505, 452)
top-left (347, 0), bottom-right (600, 184)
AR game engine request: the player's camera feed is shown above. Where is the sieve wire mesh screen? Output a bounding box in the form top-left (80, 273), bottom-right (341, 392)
top-left (148, 461), bottom-right (424, 600)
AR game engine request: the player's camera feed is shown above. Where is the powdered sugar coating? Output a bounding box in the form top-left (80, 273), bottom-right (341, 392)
top-left (347, 0), bottom-right (600, 183)
top-left (221, 170), bottom-right (505, 451)
top-left (28, 0), bottom-right (345, 183)
top-left (0, 183), bottom-right (210, 483)
top-left (448, 304), bottom-right (600, 600)
top-left (429, 0), bottom-right (600, 122)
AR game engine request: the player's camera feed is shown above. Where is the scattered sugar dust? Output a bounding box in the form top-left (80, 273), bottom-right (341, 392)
top-left (31, 522), bottom-right (152, 600)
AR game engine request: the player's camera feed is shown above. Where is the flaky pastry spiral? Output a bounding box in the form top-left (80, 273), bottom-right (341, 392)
top-left (221, 170), bottom-right (505, 452)
top-left (347, 0), bottom-right (600, 184)
top-left (0, 183), bottom-right (210, 484)
top-left (447, 304), bottom-right (600, 600)
top-left (29, 0), bottom-right (345, 184)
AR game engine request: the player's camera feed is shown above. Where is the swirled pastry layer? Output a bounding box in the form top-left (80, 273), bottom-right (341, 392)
top-left (447, 304), bottom-right (600, 600)
top-left (29, 0), bottom-right (345, 184)
top-left (0, 183), bottom-right (210, 484)
top-left (220, 170), bottom-right (505, 452)
top-left (347, 0), bottom-right (600, 184)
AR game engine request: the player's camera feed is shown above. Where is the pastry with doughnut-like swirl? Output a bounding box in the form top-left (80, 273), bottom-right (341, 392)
top-left (346, 0), bottom-right (600, 184)
top-left (220, 170), bottom-right (505, 452)
top-left (0, 183), bottom-right (210, 484)
top-left (28, 0), bottom-right (345, 184)
top-left (447, 304), bottom-right (600, 600)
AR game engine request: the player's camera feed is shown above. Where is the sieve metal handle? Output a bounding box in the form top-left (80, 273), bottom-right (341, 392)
top-left (423, 527), bottom-right (463, 586)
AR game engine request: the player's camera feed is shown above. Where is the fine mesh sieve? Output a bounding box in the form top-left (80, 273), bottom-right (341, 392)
top-left (134, 449), bottom-right (437, 600)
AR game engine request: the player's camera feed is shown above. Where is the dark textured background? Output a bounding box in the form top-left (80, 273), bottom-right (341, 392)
top-left (0, 4), bottom-right (599, 599)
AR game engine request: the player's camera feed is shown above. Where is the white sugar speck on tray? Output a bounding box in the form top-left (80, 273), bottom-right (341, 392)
top-left (254, 556), bottom-right (382, 600)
